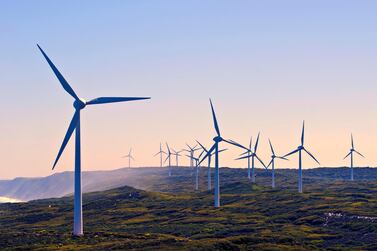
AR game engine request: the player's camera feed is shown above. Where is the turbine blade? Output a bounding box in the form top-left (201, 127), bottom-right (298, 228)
top-left (277, 156), bottom-right (289, 161)
top-left (218, 148), bottom-right (228, 153)
top-left (209, 99), bottom-right (221, 136)
top-left (235, 154), bottom-right (251, 160)
top-left (52, 111), bottom-right (79, 169)
top-left (268, 139), bottom-right (275, 155)
top-left (86, 97), bottom-right (150, 105)
top-left (196, 140), bottom-right (208, 152)
top-left (198, 143), bottom-right (216, 166)
top-left (267, 159), bottom-right (273, 168)
top-left (301, 121), bottom-right (305, 146)
top-left (283, 148), bottom-right (300, 158)
top-left (255, 154), bottom-right (267, 168)
top-left (354, 150), bottom-right (365, 158)
top-left (351, 134), bottom-right (354, 149)
top-left (249, 136), bottom-right (252, 151)
top-left (304, 148), bottom-right (320, 165)
top-left (37, 45), bottom-right (80, 101)
top-left (343, 152), bottom-right (351, 160)
top-left (254, 132), bottom-right (260, 153)
top-left (223, 139), bottom-right (248, 151)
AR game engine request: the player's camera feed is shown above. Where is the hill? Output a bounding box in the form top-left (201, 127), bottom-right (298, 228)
top-left (0, 167), bottom-right (376, 250)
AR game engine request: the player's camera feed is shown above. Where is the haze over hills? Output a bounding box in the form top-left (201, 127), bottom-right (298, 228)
top-left (0, 166), bottom-right (376, 202)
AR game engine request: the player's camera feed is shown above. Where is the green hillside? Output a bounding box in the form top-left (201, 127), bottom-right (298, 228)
top-left (0, 167), bottom-right (376, 250)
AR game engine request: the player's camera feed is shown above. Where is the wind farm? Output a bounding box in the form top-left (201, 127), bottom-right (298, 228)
top-left (1, 1), bottom-right (377, 250)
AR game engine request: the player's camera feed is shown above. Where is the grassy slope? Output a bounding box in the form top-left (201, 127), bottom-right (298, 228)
top-left (0, 167), bottom-right (376, 250)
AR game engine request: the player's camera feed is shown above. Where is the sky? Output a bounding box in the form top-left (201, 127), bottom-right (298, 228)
top-left (1, 1), bottom-right (377, 179)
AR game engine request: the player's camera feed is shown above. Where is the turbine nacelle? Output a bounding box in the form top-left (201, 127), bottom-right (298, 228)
top-left (213, 136), bottom-right (223, 143)
top-left (73, 98), bottom-right (86, 110)
top-left (298, 145), bottom-right (304, 150)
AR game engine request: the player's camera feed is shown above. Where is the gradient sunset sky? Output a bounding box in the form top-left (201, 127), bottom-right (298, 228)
top-left (1, 1), bottom-right (377, 179)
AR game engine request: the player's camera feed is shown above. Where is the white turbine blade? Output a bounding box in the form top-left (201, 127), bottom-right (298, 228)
top-left (277, 156), bottom-right (289, 161)
top-left (235, 154), bottom-right (251, 161)
top-left (52, 111), bottom-right (79, 169)
top-left (354, 150), bottom-right (365, 158)
top-left (198, 143), bottom-right (216, 166)
top-left (268, 139), bottom-right (275, 155)
top-left (86, 97), bottom-right (150, 105)
top-left (343, 152), bottom-right (351, 160)
top-left (37, 45), bottom-right (80, 101)
top-left (255, 154), bottom-right (267, 168)
top-left (254, 132), bottom-right (260, 153)
top-left (218, 148), bottom-right (228, 154)
top-left (301, 121), bottom-right (305, 146)
top-left (283, 148), bottom-right (299, 158)
top-left (304, 148), bottom-right (320, 165)
top-left (351, 134), bottom-right (354, 149)
top-left (267, 159), bottom-right (273, 168)
top-left (196, 140), bottom-right (208, 152)
top-left (209, 99), bottom-right (221, 136)
top-left (223, 139), bottom-right (249, 151)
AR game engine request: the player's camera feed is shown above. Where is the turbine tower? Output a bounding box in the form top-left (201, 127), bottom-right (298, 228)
top-left (266, 139), bottom-right (287, 188)
top-left (122, 148), bottom-right (135, 168)
top-left (187, 155), bottom-right (200, 190)
top-left (343, 134), bottom-right (364, 181)
top-left (153, 143), bottom-right (166, 167)
top-left (198, 99), bottom-right (245, 207)
top-left (235, 133), bottom-right (266, 182)
top-left (165, 143), bottom-right (173, 176)
top-left (197, 140), bottom-right (227, 191)
top-left (38, 45), bottom-right (150, 236)
top-left (172, 149), bottom-right (183, 167)
top-left (283, 121), bottom-right (320, 193)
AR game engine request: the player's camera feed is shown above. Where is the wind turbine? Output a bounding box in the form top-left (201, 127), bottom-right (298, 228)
top-left (196, 140), bottom-right (227, 191)
top-left (183, 144), bottom-right (200, 167)
top-left (172, 149), bottom-right (183, 167)
top-left (38, 45), bottom-right (150, 236)
top-left (343, 134), bottom-right (364, 181)
top-left (235, 133), bottom-right (266, 182)
top-left (266, 139), bottom-right (287, 188)
top-left (153, 143), bottom-right (166, 167)
top-left (165, 143), bottom-right (173, 176)
top-left (198, 99), bottom-right (245, 207)
top-left (186, 155), bottom-right (200, 190)
top-left (122, 148), bottom-right (135, 168)
top-left (283, 121), bottom-right (320, 193)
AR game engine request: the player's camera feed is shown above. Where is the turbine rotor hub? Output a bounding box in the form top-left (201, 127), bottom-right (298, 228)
top-left (298, 145), bottom-right (304, 150)
top-left (73, 99), bottom-right (86, 110)
top-left (213, 136), bottom-right (223, 142)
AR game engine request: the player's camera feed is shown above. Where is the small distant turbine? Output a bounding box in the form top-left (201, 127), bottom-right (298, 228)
top-left (183, 144), bottom-right (200, 167)
top-left (38, 45), bottom-right (150, 236)
top-left (283, 121), bottom-right (320, 193)
top-left (122, 148), bottom-right (135, 168)
top-left (343, 134), bottom-right (365, 181)
top-left (235, 133), bottom-right (266, 182)
top-left (266, 139), bottom-right (288, 188)
top-left (187, 155), bottom-right (200, 190)
top-left (198, 99), bottom-right (246, 207)
top-left (172, 149), bottom-right (183, 167)
top-left (165, 143), bottom-right (173, 176)
top-left (154, 143), bottom-right (166, 167)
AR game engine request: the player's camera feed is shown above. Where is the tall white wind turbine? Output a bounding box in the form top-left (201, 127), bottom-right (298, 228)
top-left (183, 144), bottom-right (200, 167)
top-left (165, 143), bottom-right (173, 176)
top-left (38, 45), bottom-right (150, 236)
top-left (172, 149), bottom-right (183, 167)
top-left (235, 133), bottom-right (266, 182)
top-left (283, 121), bottom-right (320, 193)
top-left (154, 143), bottom-right (166, 167)
top-left (343, 134), bottom-right (365, 181)
top-left (266, 139), bottom-right (287, 188)
top-left (198, 99), bottom-right (245, 207)
top-left (122, 148), bottom-right (135, 168)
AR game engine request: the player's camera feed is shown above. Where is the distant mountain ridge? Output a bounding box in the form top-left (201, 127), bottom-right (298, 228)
top-left (0, 166), bottom-right (376, 202)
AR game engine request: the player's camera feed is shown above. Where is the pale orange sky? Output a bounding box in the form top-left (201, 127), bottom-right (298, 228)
top-left (1, 1), bottom-right (377, 179)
